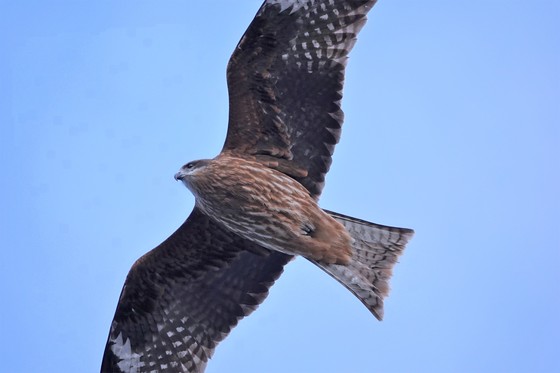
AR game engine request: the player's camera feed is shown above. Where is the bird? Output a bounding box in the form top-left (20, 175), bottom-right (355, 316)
top-left (101, 1), bottom-right (414, 372)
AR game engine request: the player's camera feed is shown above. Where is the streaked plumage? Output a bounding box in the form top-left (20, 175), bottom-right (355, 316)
top-left (175, 155), bottom-right (353, 264)
top-left (102, 1), bottom-right (413, 372)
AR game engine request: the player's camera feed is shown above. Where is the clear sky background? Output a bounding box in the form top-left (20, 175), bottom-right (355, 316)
top-left (2, 1), bottom-right (559, 372)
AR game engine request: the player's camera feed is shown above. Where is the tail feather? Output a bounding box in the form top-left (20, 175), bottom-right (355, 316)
top-left (313, 210), bottom-right (414, 320)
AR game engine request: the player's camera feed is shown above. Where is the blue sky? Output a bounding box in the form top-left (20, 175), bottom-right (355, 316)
top-left (2, 1), bottom-right (559, 372)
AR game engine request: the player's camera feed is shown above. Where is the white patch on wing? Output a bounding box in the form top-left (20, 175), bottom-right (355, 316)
top-left (111, 332), bottom-right (142, 373)
top-left (265, 0), bottom-right (309, 14)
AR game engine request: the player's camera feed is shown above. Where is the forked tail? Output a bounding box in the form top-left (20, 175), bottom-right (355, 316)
top-left (312, 210), bottom-right (414, 320)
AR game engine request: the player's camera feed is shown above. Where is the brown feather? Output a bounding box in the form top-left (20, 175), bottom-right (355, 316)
top-left (101, 209), bottom-right (292, 372)
top-left (102, 2), bottom-right (415, 372)
top-left (179, 154), bottom-right (352, 264)
top-left (224, 0), bottom-right (378, 197)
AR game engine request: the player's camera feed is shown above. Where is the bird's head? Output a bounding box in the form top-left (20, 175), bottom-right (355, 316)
top-left (174, 159), bottom-right (210, 189)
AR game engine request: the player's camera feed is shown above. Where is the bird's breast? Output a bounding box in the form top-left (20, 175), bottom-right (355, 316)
top-left (188, 155), bottom-right (352, 262)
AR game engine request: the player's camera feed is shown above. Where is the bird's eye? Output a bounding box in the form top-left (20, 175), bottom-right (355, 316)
top-left (185, 162), bottom-right (194, 169)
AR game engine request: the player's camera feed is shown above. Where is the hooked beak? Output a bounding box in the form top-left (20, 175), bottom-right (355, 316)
top-left (174, 171), bottom-right (184, 181)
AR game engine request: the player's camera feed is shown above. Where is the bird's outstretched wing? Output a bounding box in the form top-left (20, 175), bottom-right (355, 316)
top-left (223, 0), bottom-right (377, 197)
top-left (103, 2), bottom-right (380, 371)
top-left (101, 208), bottom-right (292, 373)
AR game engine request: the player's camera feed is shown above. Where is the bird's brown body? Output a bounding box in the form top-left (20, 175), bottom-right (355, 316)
top-left (102, 2), bottom-right (414, 372)
top-left (176, 154), bottom-right (353, 265)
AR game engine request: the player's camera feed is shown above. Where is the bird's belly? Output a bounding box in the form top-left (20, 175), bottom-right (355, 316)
top-left (196, 192), bottom-right (311, 256)
top-left (191, 155), bottom-right (351, 262)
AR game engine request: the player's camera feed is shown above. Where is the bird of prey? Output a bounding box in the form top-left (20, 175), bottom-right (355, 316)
top-left (101, 1), bottom-right (414, 372)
